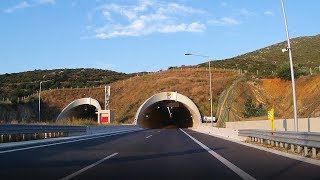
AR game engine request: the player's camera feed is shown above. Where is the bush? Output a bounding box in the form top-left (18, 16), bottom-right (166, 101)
top-left (276, 64), bottom-right (306, 80)
top-left (243, 98), bottom-right (267, 118)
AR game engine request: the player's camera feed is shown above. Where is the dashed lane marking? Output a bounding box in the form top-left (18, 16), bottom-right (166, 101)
top-left (146, 135), bottom-right (153, 139)
top-left (59, 152), bottom-right (118, 180)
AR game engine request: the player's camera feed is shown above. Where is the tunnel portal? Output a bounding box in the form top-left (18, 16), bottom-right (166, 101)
top-left (140, 100), bottom-right (193, 128)
top-left (134, 92), bottom-right (202, 129)
top-left (56, 98), bottom-right (102, 122)
top-left (62, 104), bottom-right (97, 121)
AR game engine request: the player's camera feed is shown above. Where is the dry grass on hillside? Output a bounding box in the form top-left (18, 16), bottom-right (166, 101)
top-left (261, 75), bottom-right (320, 118)
top-left (41, 68), bottom-right (239, 123)
top-left (227, 75), bottom-right (320, 122)
top-left (226, 75), bottom-right (320, 121)
top-left (110, 68), bottom-right (239, 123)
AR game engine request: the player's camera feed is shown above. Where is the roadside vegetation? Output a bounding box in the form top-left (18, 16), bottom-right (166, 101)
top-left (0, 68), bottom-right (132, 103)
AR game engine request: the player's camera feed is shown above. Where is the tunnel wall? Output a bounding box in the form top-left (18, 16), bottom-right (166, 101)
top-left (134, 92), bottom-right (202, 128)
top-left (56, 97), bottom-right (102, 121)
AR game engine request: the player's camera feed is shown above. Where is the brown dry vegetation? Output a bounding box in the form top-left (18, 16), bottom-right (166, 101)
top-left (261, 75), bottom-right (320, 118)
top-left (40, 69), bottom-right (320, 125)
top-left (41, 68), bottom-right (239, 123)
top-left (226, 75), bottom-right (320, 122)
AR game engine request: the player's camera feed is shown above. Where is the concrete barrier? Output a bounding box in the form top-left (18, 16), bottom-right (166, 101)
top-left (226, 117), bottom-right (320, 132)
top-left (194, 124), bottom-right (246, 141)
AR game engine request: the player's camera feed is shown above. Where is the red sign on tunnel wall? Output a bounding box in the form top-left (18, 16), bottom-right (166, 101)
top-left (101, 116), bottom-right (109, 123)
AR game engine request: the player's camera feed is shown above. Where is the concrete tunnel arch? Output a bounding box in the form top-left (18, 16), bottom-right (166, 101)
top-left (134, 92), bottom-right (202, 128)
top-left (56, 97), bottom-right (102, 121)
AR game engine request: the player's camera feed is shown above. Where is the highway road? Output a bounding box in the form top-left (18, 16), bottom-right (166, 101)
top-left (0, 128), bottom-right (320, 180)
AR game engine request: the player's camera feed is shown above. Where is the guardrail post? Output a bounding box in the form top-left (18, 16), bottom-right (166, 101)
top-left (280, 142), bottom-right (284, 148)
top-left (304, 146), bottom-right (309, 156)
top-left (1, 135), bottom-right (3, 143)
top-left (297, 146), bottom-right (302, 153)
top-left (271, 141), bottom-right (274, 146)
top-left (267, 140), bottom-right (271, 145)
top-left (275, 142), bottom-right (279, 147)
top-left (291, 144), bottom-right (295, 152)
top-left (284, 143), bottom-right (288, 149)
top-left (312, 148), bottom-right (317, 158)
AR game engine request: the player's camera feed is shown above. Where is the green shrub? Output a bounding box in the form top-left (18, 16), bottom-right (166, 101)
top-left (243, 98), bottom-right (267, 118)
top-left (276, 64), bottom-right (306, 80)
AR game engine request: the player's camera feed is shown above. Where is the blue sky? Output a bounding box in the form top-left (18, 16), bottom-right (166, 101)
top-left (1, 0), bottom-right (319, 74)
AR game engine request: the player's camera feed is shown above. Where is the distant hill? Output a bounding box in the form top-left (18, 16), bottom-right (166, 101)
top-left (200, 34), bottom-right (320, 77)
top-left (0, 68), bottom-right (132, 101)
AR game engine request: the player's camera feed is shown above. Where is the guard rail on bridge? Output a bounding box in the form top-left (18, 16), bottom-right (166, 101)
top-left (239, 129), bottom-right (320, 158)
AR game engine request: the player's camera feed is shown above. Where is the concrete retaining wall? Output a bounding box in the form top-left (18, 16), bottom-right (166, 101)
top-left (226, 117), bottom-right (320, 132)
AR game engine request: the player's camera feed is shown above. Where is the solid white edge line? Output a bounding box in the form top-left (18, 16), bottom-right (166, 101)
top-left (146, 135), bottom-right (152, 139)
top-left (193, 129), bottom-right (320, 167)
top-left (180, 128), bottom-right (256, 180)
top-left (0, 130), bottom-right (139, 154)
top-left (59, 152), bottom-right (118, 180)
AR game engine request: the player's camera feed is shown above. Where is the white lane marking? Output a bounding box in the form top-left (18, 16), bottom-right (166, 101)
top-left (0, 130), bottom-right (138, 154)
top-left (180, 129), bottom-right (256, 180)
top-left (59, 152), bottom-right (118, 180)
top-left (146, 135), bottom-right (152, 139)
top-left (158, 131), bottom-right (161, 133)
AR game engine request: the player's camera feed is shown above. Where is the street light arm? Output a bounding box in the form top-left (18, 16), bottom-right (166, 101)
top-left (185, 53), bottom-right (210, 59)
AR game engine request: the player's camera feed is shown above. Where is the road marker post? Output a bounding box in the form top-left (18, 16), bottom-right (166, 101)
top-left (268, 108), bottom-right (275, 134)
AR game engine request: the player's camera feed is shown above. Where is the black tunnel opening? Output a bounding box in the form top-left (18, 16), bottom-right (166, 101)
top-left (139, 100), bottom-right (193, 129)
top-left (63, 104), bottom-right (97, 121)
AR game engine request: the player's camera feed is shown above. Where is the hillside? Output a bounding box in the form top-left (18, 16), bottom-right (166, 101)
top-left (217, 74), bottom-right (320, 126)
top-left (0, 68), bottom-right (132, 102)
top-left (38, 68), bottom-right (239, 123)
top-left (201, 34), bottom-right (320, 77)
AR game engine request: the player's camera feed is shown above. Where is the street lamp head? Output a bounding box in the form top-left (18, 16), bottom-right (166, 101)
top-left (185, 53), bottom-right (192, 56)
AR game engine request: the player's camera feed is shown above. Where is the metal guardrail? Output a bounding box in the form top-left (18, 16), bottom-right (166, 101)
top-left (0, 124), bottom-right (86, 135)
top-left (0, 124), bottom-right (141, 143)
top-left (239, 129), bottom-right (320, 157)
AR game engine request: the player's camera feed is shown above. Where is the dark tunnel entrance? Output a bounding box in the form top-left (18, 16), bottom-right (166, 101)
top-left (62, 104), bottom-right (97, 121)
top-left (139, 100), bottom-right (193, 129)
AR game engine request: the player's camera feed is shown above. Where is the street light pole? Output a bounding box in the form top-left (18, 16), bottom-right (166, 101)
top-left (280, 0), bottom-right (298, 132)
top-left (39, 81), bottom-right (42, 122)
top-left (39, 80), bottom-right (51, 122)
top-left (185, 53), bottom-right (213, 127)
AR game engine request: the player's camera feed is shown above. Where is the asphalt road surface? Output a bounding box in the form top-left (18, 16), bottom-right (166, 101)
top-left (0, 128), bottom-right (320, 180)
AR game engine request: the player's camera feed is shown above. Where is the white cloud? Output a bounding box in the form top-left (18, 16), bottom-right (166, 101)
top-left (221, 2), bottom-right (228, 7)
top-left (264, 10), bottom-right (274, 16)
top-left (37, 0), bottom-right (55, 4)
top-left (208, 17), bottom-right (240, 26)
top-left (4, 0), bottom-right (55, 13)
top-left (4, 1), bottom-right (31, 13)
top-left (237, 8), bottom-right (255, 17)
top-left (159, 22), bottom-right (206, 33)
top-left (90, 0), bottom-right (208, 39)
